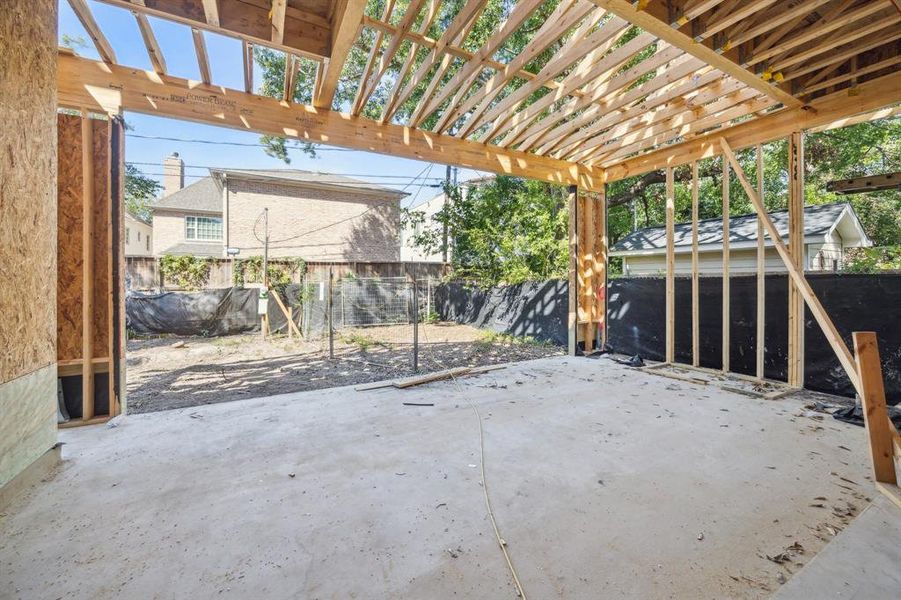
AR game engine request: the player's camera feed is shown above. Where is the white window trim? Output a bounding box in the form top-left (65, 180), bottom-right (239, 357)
top-left (185, 214), bottom-right (223, 242)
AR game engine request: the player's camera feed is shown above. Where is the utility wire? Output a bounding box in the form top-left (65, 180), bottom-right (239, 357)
top-left (126, 161), bottom-right (446, 181)
top-left (241, 163), bottom-right (437, 248)
top-left (125, 133), bottom-right (358, 151)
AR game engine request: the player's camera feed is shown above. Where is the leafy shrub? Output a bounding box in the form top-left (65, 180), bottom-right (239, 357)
top-left (843, 246), bottom-right (901, 273)
top-left (233, 256), bottom-right (306, 288)
top-left (159, 254), bottom-right (211, 290)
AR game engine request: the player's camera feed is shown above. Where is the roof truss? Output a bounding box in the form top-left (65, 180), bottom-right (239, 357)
top-left (64, 0), bottom-right (900, 183)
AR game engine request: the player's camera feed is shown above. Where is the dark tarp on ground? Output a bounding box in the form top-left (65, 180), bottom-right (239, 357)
top-left (436, 280), bottom-right (569, 346)
top-left (126, 286), bottom-right (302, 337)
top-left (606, 273), bottom-right (901, 405)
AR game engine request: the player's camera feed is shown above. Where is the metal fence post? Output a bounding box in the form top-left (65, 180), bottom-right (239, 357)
top-left (411, 274), bottom-right (419, 372)
top-left (328, 268), bottom-right (335, 359)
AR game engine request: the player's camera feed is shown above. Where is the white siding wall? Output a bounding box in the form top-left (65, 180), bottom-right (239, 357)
top-left (124, 215), bottom-right (153, 257)
top-left (622, 247), bottom-right (796, 276)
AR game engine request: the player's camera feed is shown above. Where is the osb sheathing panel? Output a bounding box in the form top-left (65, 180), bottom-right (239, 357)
top-left (57, 115), bottom-right (83, 361)
top-left (0, 0), bottom-right (58, 383)
top-left (56, 115), bottom-right (112, 361)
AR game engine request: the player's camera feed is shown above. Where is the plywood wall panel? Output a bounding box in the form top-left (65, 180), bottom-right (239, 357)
top-left (0, 0), bottom-right (58, 383)
top-left (57, 114), bottom-right (84, 361)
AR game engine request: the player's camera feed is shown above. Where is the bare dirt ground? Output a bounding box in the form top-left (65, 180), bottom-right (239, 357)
top-left (126, 322), bottom-right (562, 413)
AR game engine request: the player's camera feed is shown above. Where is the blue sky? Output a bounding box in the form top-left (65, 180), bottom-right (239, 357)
top-left (58, 1), bottom-right (484, 208)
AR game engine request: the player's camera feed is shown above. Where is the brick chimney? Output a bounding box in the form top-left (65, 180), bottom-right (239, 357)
top-left (163, 152), bottom-right (184, 196)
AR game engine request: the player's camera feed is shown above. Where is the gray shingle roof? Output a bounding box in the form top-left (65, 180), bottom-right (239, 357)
top-left (611, 202), bottom-right (853, 253)
top-left (151, 177), bottom-right (221, 214)
top-left (209, 168), bottom-right (408, 196)
top-left (158, 242), bottom-right (222, 257)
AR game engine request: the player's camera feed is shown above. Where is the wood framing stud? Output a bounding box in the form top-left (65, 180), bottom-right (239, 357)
top-left (568, 185), bottom-right (579, 356)
top-left (81, 113), bottom-right (95, 421)
top-left (788, 132), bottom-right (805, 388)
top-left (853, 332), bottom-right (898, 485)
top-left (691, 161), bottom-right (700, 367)
top-left (720, 138), bottom-right (861, 395)
top-left (755, 144), bottom-right (765, 381)
top-left (665, 167), bottom-right (675, 364)
top-left (722, 155), bottom-right (730, 373)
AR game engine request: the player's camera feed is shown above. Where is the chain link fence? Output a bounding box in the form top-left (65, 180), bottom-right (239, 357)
top-left (301, 274), bottom-right (438, 371)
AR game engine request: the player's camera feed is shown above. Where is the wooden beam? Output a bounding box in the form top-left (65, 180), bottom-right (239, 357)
top-left (270, 0), bottom-right (287, 45)
top-left (604, 70), bottom-right (901, 181)
top-left (58, 52), bottom-right (604, 190)
top-left (356, 0), bottom-right (429, 117)
top-left (720, 138), bottom-right (861, 395)
top-left (423, 0), bottom-right (546, 129)
top-left (755, 144), bottom-right (765, 381)
top-left (828, 171), bottom-right (901, 195)
top-left (134, 13), bottom-right (166, 75)
top-left (94, 0), bottom-right (328, 59)
top-left (283, 54), bottom-right (297, 103)
top-left (568, 185), bottom-right (579, 356)
top-left (313, 0), bottom-right (367, 108)
top-left (588, 0), bottom-right (801, 107)
top-left (665, 167), bottom-right (675, 364)
top-left (201, 0), bottom-right (220, 27)
top-left (192, 28), bottom-right (212, 85)
top-left (853, 332), bottom-right (898, 485)
top-left (722, 154), bottom-right (730, 373)
top-left (597, 187), bottom-right (608, 347)
top-left (788, 131), bottom-right (804, 388)
top-left (801, 56), bottom-right (901, 96)
top-left (68, 0), bottom-right (117, 64)
top-left (81, 112), bottom-right (95, 421)
top-left (242, 41), bottom-right (254, 93)
top-left (351, 0), bottom-right (395, 116)
top-left (691, 161), bottom-right (700, 367)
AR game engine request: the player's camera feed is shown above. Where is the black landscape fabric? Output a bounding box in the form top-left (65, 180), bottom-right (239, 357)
top-left (126, 286), bottom-right (301, 337)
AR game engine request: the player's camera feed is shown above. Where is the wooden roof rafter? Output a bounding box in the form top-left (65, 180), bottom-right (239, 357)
top-left (60, 0), bottom-right (899, 184)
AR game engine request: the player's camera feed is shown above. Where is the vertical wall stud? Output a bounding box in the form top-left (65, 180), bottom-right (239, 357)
top-left (665, 168), bottom-right (675, 364)
top-left (722, 155), bottom-right (730, 374)
top-left (788, 131), bottom-right (805, 387)
top-left (81, 111), bottom-right (95, 421)
top-left (756, 144), bottom-right (766, 381)
top-left (597, 186), bottom-right (608, 347)
top-left (568, 185), bottom-right (579, 356)
top-left (691, 162), bottom-right (699, 367)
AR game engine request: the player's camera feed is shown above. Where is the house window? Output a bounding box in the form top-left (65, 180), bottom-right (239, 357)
top-left (125, 227), bottom-right (130, 244)
top-left (185, 215), bottom-right (222, 241)
top-left (137, 231), bottom-right (141, 242)
top-left (146, 236), bottom-right (151, 252)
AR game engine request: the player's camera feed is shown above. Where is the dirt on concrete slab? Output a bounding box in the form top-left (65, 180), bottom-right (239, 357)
top-left (126, 322), bottom-right (562, 413)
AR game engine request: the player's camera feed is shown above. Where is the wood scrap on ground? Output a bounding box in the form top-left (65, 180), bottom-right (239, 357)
top-left (354, 365), bottom-right (507, 391)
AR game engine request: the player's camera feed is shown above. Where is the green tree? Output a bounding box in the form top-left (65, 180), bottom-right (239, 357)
top-left (406, 176), bottom-right (569, 284)
top-left (125, 164), bottom-right (160, 222)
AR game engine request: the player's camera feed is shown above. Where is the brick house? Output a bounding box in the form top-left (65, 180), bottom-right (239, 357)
top-left (151, 154), bottom-right (407, 261)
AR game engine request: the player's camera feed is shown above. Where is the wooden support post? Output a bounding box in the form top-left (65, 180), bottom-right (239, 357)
top-left (568, 185), bottom-right (579, 356)
top-left (691, 161), bottom-right (700, 367)
top-left (596, 186), bottom-right (608, 347)
top-left (582, 191), bottom-right (595, 352)
top-left (722, 155), bottom-right (730, 373)
top-left (852, 332), bottom-right (897, 485)
top-left (788, 131), bottom-right (805, 388)
top-left (720, 138), bottom-right (861, 394)
top-left (287, 306), bottom-right (293, 340)
top-left (105, 120), bottom-right (116, 417)
top-left (81, 111), bottom-right (95, 421)
top-left (756, 144), bottom-right (766, 381)
top-left (665, 168), bottom-right (675, 364)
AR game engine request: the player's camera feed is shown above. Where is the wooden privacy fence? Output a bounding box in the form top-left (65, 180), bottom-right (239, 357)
top-left (126, 257), bottom-right (449, 290)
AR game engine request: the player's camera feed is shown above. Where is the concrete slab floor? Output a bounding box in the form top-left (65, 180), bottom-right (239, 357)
top-left (0, 356), bottom-right (878, 599)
